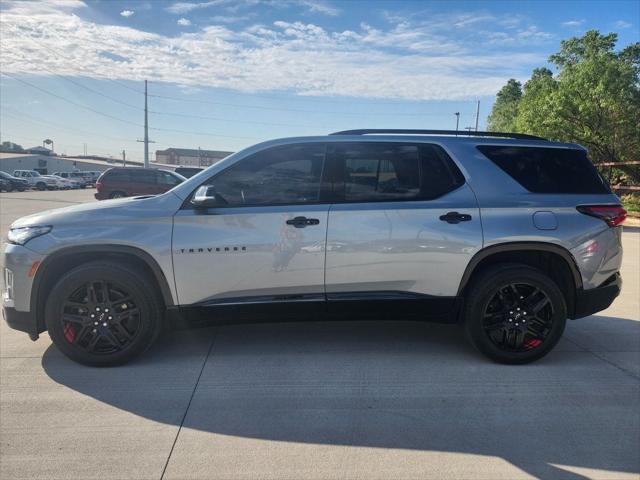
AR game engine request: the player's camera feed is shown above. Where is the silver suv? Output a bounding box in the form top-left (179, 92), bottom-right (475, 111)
top-left (2, 130), bottom-right (625, 366)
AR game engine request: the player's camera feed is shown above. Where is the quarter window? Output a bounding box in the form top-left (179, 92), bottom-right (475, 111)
top-left (205, 144), bottom-right (325, 206)
top-left (477, 145), bottom-right (611, 194)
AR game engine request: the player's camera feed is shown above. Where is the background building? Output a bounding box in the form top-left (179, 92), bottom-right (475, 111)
top-left (155, 148), bottom-right (233, 167)
top-left (0, 153), bottom-right (178, 175)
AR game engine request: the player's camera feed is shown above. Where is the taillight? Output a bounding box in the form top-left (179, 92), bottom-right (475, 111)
top-left (577, 205), bottom-right (627, 227)
top-left (95, 180), bottom-right (102, 191)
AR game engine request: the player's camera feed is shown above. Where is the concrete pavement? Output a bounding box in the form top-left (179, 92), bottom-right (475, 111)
top-left (1, 189), bottom-right (638, 480)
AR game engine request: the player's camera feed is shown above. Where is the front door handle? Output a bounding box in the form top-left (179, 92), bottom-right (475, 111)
top-left (286, 216), bottom-right (320, 228)
top-left (439, 211), bottom-right (472, 224)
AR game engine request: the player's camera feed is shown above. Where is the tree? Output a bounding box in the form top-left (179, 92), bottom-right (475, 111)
top-left (515, 68), bottom-right (558, 138)
top-left (487, 79), bottom-right (522, 132)
top-left (0, 141), bottom-right (24, 152)
top-left (488, 30), bottom-right (640, 180)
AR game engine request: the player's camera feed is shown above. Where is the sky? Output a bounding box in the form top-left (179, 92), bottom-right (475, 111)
top-left (0, 0), bottom-right (638, 162)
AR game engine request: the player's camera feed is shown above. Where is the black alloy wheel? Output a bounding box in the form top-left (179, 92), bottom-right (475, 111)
top-left (61, 280), bottom-right (141, 355)
top-left (46, 261), bottom-right (163, 366)
top-left (463, 264), bottom-right (567, 364)
top-left (482, 283), bottom-right (553, 352)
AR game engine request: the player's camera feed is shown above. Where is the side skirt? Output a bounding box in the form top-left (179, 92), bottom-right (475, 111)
top-left (168, 291), bottom-right (463, 329)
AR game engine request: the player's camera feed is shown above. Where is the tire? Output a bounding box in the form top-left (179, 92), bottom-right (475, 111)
top-left (45, 261), bottom-right (164, 366)
top-left (463, 264), bottom-right (567, 364)
top-left (6, 184), bottom-right (14, 192)
top-left (110, 191), bottom-right (126, 199)
top-left (36, 182), bottom-right (46, 191)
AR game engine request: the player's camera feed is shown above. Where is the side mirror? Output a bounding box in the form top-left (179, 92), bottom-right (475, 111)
top-left (191, 185), bottom-right (220, 208)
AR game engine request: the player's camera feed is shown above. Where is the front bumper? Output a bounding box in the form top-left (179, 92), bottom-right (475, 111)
top-left (572, 273), bottom-right (622, 319)
top-left (3, 243), bottom-right (44, 339)
top-left (2, 306), bottom-right (38, 340)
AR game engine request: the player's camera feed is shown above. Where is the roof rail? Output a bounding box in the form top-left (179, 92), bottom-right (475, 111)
top-left (329, 129), bottom-right (545, 140)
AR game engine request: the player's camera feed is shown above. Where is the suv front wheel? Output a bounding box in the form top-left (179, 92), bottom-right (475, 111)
top-left (45, 261), bottom-right (163, 366)
top-left (463, 264), bottom-right (567, 364)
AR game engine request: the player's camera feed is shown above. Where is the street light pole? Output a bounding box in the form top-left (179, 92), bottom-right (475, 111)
top-left (454, 112), bottom-right (460, 135)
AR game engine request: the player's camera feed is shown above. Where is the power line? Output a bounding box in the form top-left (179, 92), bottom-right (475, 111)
top-left (149, 110), bottom-right (333, 129)
top-left (149, 125), bottom-right (258, 140)
top-left (1, 72), bottom-right (143, 127)
top-left (148, 92), bottom-right (449, 117)
top-left (1, 109), bottom-right (148, 145)
top-left (21, 61), bottom-right (143, 111)
top-left (15, 31), bottom-right (146, 94)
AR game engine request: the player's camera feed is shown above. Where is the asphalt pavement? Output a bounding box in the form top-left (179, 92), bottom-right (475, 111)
top-left (1, 189), bottom-right (638, 480)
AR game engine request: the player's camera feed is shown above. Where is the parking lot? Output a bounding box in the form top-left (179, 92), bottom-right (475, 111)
top-left (0, 189), bottom-right (638, 480)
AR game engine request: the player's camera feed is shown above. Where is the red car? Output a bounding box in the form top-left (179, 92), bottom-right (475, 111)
top-left (95, 168), bottom-right (186, 200)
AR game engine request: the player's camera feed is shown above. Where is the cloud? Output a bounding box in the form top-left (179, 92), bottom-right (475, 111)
top-left (166, 1), bottom-right (222, 15)
top-left (561, 19), bottom-right (585, 27)
top-left (209, 14), bottom-right (254, 24)
top-left (177, 17), bottom-right (192, 26)
top-left (297, 0), bottom-right (339, 16)
top-left (120, 10), bottom-right (135, 18)
top-left (615, 20), bottom-right (632, 29)
top-left (0, 1), bottom-right (546, 101)
top-left (167, 0), bottom-right (339, 16)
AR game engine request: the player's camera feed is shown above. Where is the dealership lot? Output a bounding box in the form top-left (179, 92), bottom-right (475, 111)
top-left (0, 190), bottom-right (638, 480)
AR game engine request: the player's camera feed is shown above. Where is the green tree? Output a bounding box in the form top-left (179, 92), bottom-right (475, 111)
top-left (487, 79), bottom-right (522, 132)
top-left (515, 68), bottom-right (558, 137)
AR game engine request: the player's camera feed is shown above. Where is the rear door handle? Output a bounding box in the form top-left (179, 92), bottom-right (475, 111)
top-left (286, 216), bottom-right (320, 228)
top-left (439, 211), bottom-right (472, 224)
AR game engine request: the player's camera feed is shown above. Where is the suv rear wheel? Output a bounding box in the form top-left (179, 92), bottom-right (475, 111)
top-left (36, 182), bottom-right (47, 191)
top-left (109, 191), bottom-right (126, 199)
top-left (463, 264), bottom-right (567, 364)
top-left (45, 261), bottom-right (163, 366)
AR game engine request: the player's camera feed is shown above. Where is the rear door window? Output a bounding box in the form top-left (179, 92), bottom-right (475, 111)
top-left (331, 142), bottom-right (465, 202)
top-left (477, 145), bottom-right (610, 194)
top-left (105, 170), bottom-right (130, 182)
top-left (129, 169), bottom-right (156, 184)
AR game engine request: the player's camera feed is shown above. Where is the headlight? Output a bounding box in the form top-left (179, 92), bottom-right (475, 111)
top-left (7, 226), bottom-right (52, 245)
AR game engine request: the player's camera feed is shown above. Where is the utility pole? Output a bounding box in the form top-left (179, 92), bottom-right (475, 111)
top-left (474, 100), bottom-right (480, 132)
top-left (454, 112), bottom-right (460, 135)
top-left (144, 80), bottom-right (149, 168)
top-left (83, 143), bottom-right (87, 156)
top-left (137, 80), bottom-right (155, 167)
top-left (122, 150), bottom-right (126, 167)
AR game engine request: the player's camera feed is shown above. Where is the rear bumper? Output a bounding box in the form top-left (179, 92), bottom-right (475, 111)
top-left (3, 306), bottom-right (39, 340)
top-left (572, 273), bottom-right (621, 319)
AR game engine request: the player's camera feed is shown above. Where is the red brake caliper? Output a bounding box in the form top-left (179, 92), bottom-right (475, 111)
top-left (63, 323), bottom-right (76, 343)
top-left (524, 338), bottom-right (542, 350)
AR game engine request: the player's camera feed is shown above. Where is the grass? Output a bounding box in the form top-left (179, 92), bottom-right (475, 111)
top-left (621, 193), bottom-right (640, 215)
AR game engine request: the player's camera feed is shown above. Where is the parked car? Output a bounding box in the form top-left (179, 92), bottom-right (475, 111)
top-left (3, 130), bottom-right (625, 366)
top-left (53, 172), bottom-right (89, 188)
top-left (94, 168), bottom-right (186, 200)
top-left (48, 175), bottom-right (81, 190)
top-left (0, 171), bottom-right (29, 192)
top-left (0, 176), bottom-right (11, 192)
top-left (84, 171), bottom-right (102, 185)
top-left (12, 170), bottom-right (61, 190)
top-left (175, 166), bottom-right (204, 178)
